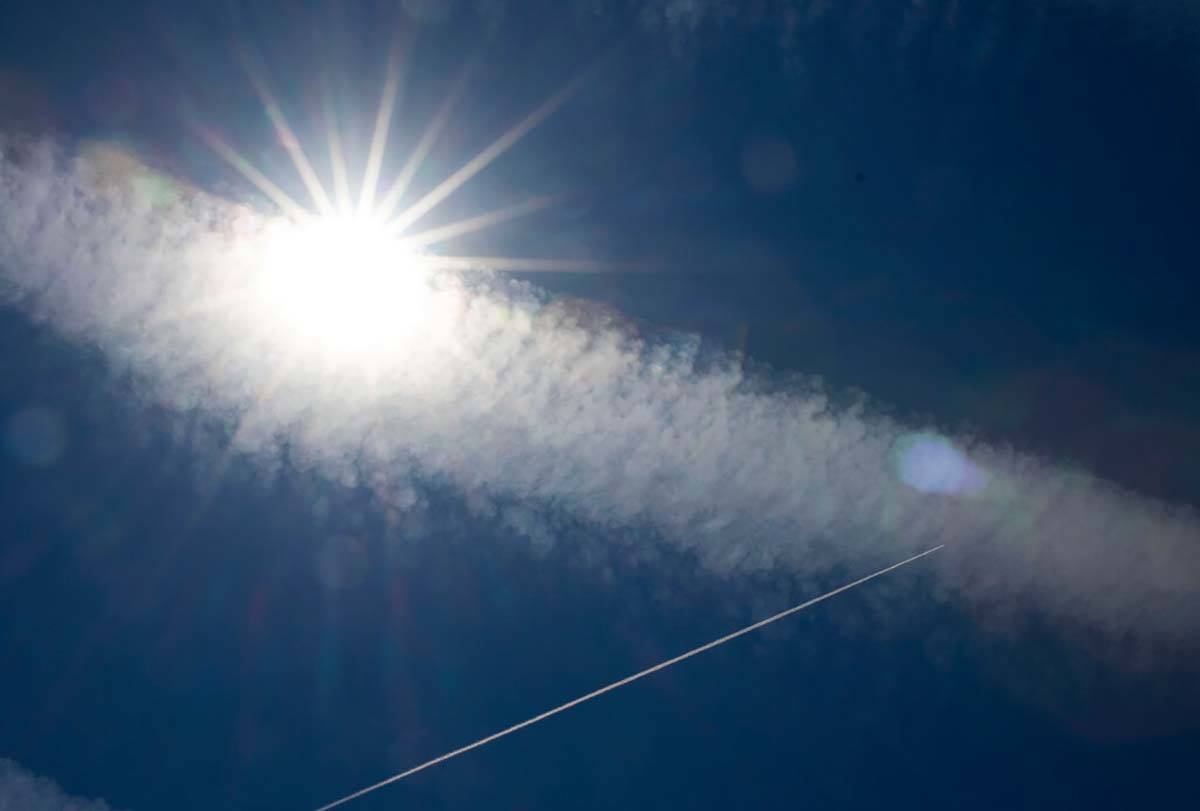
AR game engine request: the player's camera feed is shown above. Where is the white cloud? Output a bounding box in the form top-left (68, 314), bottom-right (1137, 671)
top-left (0, 759), bottom-right (122, 811)
top-left (0, 136), bottom-right (1196, 655)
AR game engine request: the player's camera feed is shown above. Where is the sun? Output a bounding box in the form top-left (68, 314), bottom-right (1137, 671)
top-left (258, 213), bottom-right (436, 360)
top-left (197, 43), bottom-right (612, 367)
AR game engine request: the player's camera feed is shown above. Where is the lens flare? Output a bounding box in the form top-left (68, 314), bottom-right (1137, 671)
top-left (892, 431), bottom-right (988, 495)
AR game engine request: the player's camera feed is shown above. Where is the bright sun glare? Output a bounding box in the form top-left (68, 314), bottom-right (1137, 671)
top-left (201, 44), bottom-right (593, 365)
top-left (260, 215), bottom-right (435, 359)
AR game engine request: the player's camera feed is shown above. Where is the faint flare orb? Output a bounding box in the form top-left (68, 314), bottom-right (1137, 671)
top-left (741, 136), bottom-right (797, 194)
top-left (315, 535), bottom-right (368, 592)
top-left (3, 406), bottom-right (67, 468)
top-left (892, 431), bottom-right (988, 495)
top-left (257, 214), bottom-right (439, 361)
top-left (403, 0), bottom-right (452, 22)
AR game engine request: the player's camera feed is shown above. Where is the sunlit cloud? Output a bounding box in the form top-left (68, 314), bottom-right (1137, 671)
top-left (0, 759), bottom-right (123, 811)
top-left (0, 37), bottom-right (1196, 668)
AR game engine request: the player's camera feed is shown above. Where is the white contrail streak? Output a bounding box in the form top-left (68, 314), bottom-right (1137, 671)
top-left (312, 544), bottom-right (944, 811)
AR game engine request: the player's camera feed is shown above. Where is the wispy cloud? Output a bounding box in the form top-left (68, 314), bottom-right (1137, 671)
top-left (0, 759), bottom-right (123, 811)
top-left (1, 136), bottom-right (1196, 658)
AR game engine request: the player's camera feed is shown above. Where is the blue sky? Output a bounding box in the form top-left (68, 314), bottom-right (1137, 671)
top-left (2, 2), bottom-right (1199, 809)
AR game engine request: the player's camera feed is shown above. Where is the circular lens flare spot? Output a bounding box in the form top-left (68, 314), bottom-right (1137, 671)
top-left (892, 431), bottom-right (988, 495)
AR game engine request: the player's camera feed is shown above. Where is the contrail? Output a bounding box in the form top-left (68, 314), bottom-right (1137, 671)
top-left (312, 544), bottom-right (944, 811)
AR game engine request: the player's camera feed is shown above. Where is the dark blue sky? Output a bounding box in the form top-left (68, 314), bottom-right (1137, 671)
top-left (2, 2), bottom-right (1199, 810)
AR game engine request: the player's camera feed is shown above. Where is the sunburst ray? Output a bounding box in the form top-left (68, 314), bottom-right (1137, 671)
top-left (397, 195), bottom-right (559, 249)
top-left (240, 48), bottom-right (336, 216)
top-left (387, 75), bottom-right (585, 235)
top-left (193, 125), bottom-right (309, 220)
top-left (373, 63), bottom-right (474, 225)
top-left (359, 33), bottom-right (410, 215)
top-left (321, 75), bottom-right (353, 214)
top-left (424, 255), bottom-right (642, 273)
